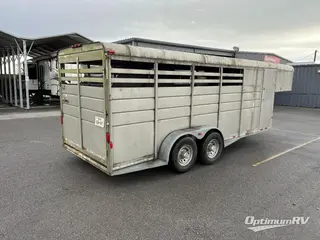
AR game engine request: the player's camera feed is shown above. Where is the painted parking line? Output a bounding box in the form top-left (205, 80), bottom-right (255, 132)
top-left (253, 136), bottom-right (320, 167)
top-left (271, 128), bottom-right (319, 137)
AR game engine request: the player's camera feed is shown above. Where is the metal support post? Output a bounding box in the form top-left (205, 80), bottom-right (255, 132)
top-left (7, 51), bottom-right (13, 104)
top-left (14, 38), bottom-right (24, 108)
top-left (23, 40), bottom-right (30, 109)
top-left (3, 53), bottom-right (8, 103)
top-left (258, 69), bottom-right (265, 129)
top-left (154, 62), bottom-right (159, 158)
top-left (238, 77), bottom-right (245, 137)
top-left (0, 56), bottom-right (3, 101)
top-left (190, 65), bottom-right (195, 127)
top-left (250, 70), bottom-right (260, 131)
top-left (12, 49), bottom-right (18, 106)
top-left (17, 48), bottom-right (23, 108)
top-left (76, 57), bottom-right (83, 148)
top-left (217, 67), bottom-right (223, 128)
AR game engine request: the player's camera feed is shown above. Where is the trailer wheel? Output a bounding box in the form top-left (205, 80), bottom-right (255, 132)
top-left (170, 136), bottom-right (197, 173)
top-left (199, 132), bottom-right (223, 165)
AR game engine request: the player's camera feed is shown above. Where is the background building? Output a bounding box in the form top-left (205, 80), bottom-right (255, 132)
top-left (115, 37), bottom-right (292, 64)
top-left (275, 63), bottom-right (320, 108)
top-left (119, 38), bottom-right (320, 108)
top-left (235, 51), bottom-right (291, 64)
top-left (2, 34), bottom-right (305, 109)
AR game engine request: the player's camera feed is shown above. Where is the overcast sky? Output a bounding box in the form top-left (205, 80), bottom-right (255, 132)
top-left (1, 0), bottom-right (319, 61)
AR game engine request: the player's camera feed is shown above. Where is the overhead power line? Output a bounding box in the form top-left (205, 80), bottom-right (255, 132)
top-left (294, 52), bottom-right (315, 62)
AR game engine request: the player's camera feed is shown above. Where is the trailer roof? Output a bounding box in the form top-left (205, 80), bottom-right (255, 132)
top-left (114, 37), bottom-right (235, 57)
top-left (103, 42), bottom-right (294, 72)
top-left (114, 37), bottom-right (292, 63)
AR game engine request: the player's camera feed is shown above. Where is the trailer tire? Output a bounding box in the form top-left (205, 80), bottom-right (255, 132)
top-left (199, 132), bottom-right (223, 165)
top-left (170, 136), bottom-right (197, 173)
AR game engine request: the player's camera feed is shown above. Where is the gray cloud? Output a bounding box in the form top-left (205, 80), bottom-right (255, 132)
top-left (1, 0), bottom-right (320, 61)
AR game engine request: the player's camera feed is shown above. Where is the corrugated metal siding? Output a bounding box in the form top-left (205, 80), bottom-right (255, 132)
top-left (275, 65), bottom-right (320, 107)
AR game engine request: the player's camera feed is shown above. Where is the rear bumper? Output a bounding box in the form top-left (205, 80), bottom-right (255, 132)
top-left (64, 144), bottom-right (111, 175)
top-left (64, 144), bottom-right (167, 176)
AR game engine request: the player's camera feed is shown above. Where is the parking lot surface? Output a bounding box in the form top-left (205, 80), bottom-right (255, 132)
top-left (0, 106), bottom-right (319, 240)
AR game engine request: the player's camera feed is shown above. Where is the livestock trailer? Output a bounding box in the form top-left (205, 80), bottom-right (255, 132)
top-left (58, 42), bottom-right (294, 175)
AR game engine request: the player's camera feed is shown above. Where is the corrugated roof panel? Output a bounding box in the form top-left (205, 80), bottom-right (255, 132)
top-left (0, 31), bottom-right (93, 59)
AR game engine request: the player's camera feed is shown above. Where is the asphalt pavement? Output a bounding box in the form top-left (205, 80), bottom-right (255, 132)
top-left (0, 106), bottom-right (319, 240)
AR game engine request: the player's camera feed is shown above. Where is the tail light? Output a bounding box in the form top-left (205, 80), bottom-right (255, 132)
top-left (71, 44), bottom-right (82, 48)
top-left (106, 132), bottom-right (110, 143)
top-left (107, 49), bottom-right (115, 55)
top-left (60, 115), bottom-right (63, 125)
top-left (106, 132), bottom-right (113, 149)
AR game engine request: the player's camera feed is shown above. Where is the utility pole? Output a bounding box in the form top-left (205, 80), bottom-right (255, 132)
top-left (314, 50), bottom-right (318, 62)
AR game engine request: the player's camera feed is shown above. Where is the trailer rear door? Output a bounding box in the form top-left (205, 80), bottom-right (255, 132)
top-left (260, 69), bottom-right (276, 128)
top-left (58, 44), bottom-right (108, 166)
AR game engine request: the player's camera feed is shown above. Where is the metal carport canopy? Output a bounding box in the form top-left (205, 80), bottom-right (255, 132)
top-left (26, 33), bottom-right (93, 60)
top-left (0, 31), bottom-right (93, 109)
top-left (0, 31), bottom-right (93, 58)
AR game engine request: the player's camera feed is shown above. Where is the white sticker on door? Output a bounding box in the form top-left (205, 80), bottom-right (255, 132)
top-left (95, 116), bottom-right (105, 128)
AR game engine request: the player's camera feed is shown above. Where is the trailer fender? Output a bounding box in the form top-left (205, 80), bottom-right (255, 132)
top-left (158, 126), bottom-right (223, 163)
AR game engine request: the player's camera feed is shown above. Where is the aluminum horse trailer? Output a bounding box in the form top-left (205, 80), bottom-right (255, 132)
top-left (58, 42), bottom-right (294, 175)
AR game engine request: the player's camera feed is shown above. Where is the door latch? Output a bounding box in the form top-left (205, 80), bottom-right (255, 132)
top-left (62, 98), bottom-right (69, 104)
